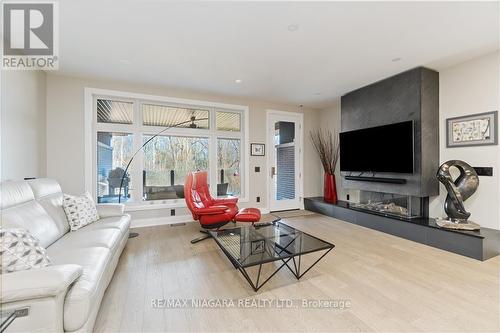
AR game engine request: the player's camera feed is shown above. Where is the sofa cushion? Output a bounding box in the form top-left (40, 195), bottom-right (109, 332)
top-left (0, 228), bottom-right (51, 273)
top-left (27, 178), bottom-right (63, 199)
top-left (83, 215), bottom-right (131, 234)
top-left (48, 227), bottom-right (122, 255)
top-left (0, 181), bottom-right (34, 209)
top-left (28, 179), bottom-right (70, 236)
top-left (1, 181), bottom-right (63, 248)
top-left (1, 205), bottom-right (62, 248)
top-left (35, 193), bottom-right (70, 237)
top-left (63, 193), bottom-right (100, 231)
top-left (47, 247), bottom-right (112, 332)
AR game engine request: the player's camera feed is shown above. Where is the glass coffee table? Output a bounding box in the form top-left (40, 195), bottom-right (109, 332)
top-left (210, 221), bottom-right (335, 291)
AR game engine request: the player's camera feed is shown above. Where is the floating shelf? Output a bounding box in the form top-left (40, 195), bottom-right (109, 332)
top-left (344, 175), bottom-right (407, 184)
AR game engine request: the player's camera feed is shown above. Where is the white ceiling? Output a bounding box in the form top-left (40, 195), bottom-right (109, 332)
top-left (58, 1), bottom-right (499, 108)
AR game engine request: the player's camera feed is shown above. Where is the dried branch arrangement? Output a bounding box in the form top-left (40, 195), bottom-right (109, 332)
top-left (310, 129), bottom-right (340, 175)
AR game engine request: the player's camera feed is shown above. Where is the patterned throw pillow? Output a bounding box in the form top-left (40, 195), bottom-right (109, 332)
top-left (63, 192), bottom-right (100, 231)
top-left (0, 228), bottom-right (51, 274)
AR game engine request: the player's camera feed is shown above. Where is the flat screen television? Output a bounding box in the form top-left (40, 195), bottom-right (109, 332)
top-left (339, 121), bottom-right (414, 173)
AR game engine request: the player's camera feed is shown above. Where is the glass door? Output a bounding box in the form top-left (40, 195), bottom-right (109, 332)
top-left (268, 113), bottom-right (302, 211)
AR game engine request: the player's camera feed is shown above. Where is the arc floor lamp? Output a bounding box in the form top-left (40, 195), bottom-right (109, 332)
top-left (115, 116), bottom-right (209, 238)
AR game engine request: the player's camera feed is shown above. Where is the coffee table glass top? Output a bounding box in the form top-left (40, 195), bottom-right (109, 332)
top-left (209, 221), bottom-right (334, 268)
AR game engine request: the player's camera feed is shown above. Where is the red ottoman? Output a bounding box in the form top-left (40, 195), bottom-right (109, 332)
top-left (234, 207), bottom-right (261, 223)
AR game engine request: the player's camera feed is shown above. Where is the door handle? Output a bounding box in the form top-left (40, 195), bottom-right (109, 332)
top-left (271, 167), bottom-right (276, 178)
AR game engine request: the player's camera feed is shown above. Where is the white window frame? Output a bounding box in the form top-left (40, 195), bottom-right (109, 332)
top-left (84, 88), bottom-right (249, 211)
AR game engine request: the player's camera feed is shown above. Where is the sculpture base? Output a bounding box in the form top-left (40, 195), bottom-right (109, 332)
top-left (435, 218), bottom-right (480, 231)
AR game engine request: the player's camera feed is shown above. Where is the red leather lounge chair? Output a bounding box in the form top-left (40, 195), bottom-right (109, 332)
top-left (185, 171), bottom-right (239, 243)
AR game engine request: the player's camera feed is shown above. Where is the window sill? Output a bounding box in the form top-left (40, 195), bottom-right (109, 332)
top-left (124, 201), bottom-right (187, 212)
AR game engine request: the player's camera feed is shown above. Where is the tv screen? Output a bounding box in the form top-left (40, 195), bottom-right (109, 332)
top-left (339, 121), bottom-right (414, 173)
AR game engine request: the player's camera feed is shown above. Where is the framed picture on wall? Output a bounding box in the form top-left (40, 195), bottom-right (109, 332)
top-left (446, 111), bottom-right (498, 148)
top-left (250, 143), bottom-right (265, 156)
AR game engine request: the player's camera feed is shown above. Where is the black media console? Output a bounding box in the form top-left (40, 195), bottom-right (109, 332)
top-left (304, 197), bottom-right (500, 261)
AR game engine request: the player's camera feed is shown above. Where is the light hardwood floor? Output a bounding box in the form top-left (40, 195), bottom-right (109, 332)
top-left (94, 214), bottom-right (500, 333)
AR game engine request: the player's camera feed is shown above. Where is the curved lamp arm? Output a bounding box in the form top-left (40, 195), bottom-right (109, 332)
top-left (117, 117), bottom-right (209, 203)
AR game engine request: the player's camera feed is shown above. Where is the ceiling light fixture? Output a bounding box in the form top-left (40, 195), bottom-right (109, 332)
top-left (287, 24), bottom-right (299, 32)
top-left (235, 79), bottom-right (242, 83)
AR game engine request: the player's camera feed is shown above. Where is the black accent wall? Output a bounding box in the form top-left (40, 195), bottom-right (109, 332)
top-left (341, 67), bottom-right (439, 197)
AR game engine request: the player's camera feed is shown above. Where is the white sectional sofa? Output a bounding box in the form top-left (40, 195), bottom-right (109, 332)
top-left (0, 178), bottom-right (130, 332)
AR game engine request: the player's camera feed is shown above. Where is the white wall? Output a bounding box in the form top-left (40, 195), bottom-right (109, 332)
top-left (1, 70), bottom-right (47, 181)
top-left (45, 74), bottom-right (322, 218)
top-left (429, 51), bottom-right (500, 230)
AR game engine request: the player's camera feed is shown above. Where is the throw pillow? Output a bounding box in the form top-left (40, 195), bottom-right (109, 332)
top-left (0, 228), bottom-right (51, 274)
top-left (63, 192), bottom-right (100, 231)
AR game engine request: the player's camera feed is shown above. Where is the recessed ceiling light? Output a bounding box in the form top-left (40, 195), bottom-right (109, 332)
top-left (119, 59), bottom-right (131, 65)
top-left (392, 57), bottom-right (402, 62)
top-left (287, 24), bottom-right (299, 32)
top-left (235, 79), bottom-right (242, 83)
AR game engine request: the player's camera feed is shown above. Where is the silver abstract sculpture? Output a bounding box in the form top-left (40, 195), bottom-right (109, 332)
top-left (436, 160), bottom-right (480, 230)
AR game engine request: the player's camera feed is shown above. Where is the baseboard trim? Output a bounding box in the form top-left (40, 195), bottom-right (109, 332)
top-left (131, 215), bottom-right (194, 228)
top-left (259, 208), bottom-right (271, 214)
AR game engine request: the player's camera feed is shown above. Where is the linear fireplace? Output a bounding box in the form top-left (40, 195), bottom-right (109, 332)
top-left (350, 190), bottom-right (428, 219)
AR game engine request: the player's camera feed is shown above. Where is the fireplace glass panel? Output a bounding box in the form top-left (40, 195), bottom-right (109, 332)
top-left (350, 191), bottom-right (423, 219)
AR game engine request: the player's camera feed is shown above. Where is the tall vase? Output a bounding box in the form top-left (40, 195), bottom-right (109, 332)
top-left (324, 172), bottom-right (338, 204)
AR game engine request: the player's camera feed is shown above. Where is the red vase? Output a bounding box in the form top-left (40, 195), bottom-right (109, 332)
top-left (324, 173), bottom-right (338, 204)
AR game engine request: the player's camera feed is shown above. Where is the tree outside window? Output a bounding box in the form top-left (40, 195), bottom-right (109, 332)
top-left (217, 138), bottom-right (241, 196)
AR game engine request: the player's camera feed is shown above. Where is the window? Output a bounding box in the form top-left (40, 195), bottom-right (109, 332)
top-left (143, 135), bottom-right (209, 200)
top-left (97, 132), bottom-right (133, 203)
top-left (216, 111), bottom-right (241, 132)
top-left (91, 90), bottom-right (248, 208)
top-left (217, 138), bottom-right (241, 196)
top-left (142, 104), bottom-right (209, 129)
top-left (97, 99), bottom-right (133, 124)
